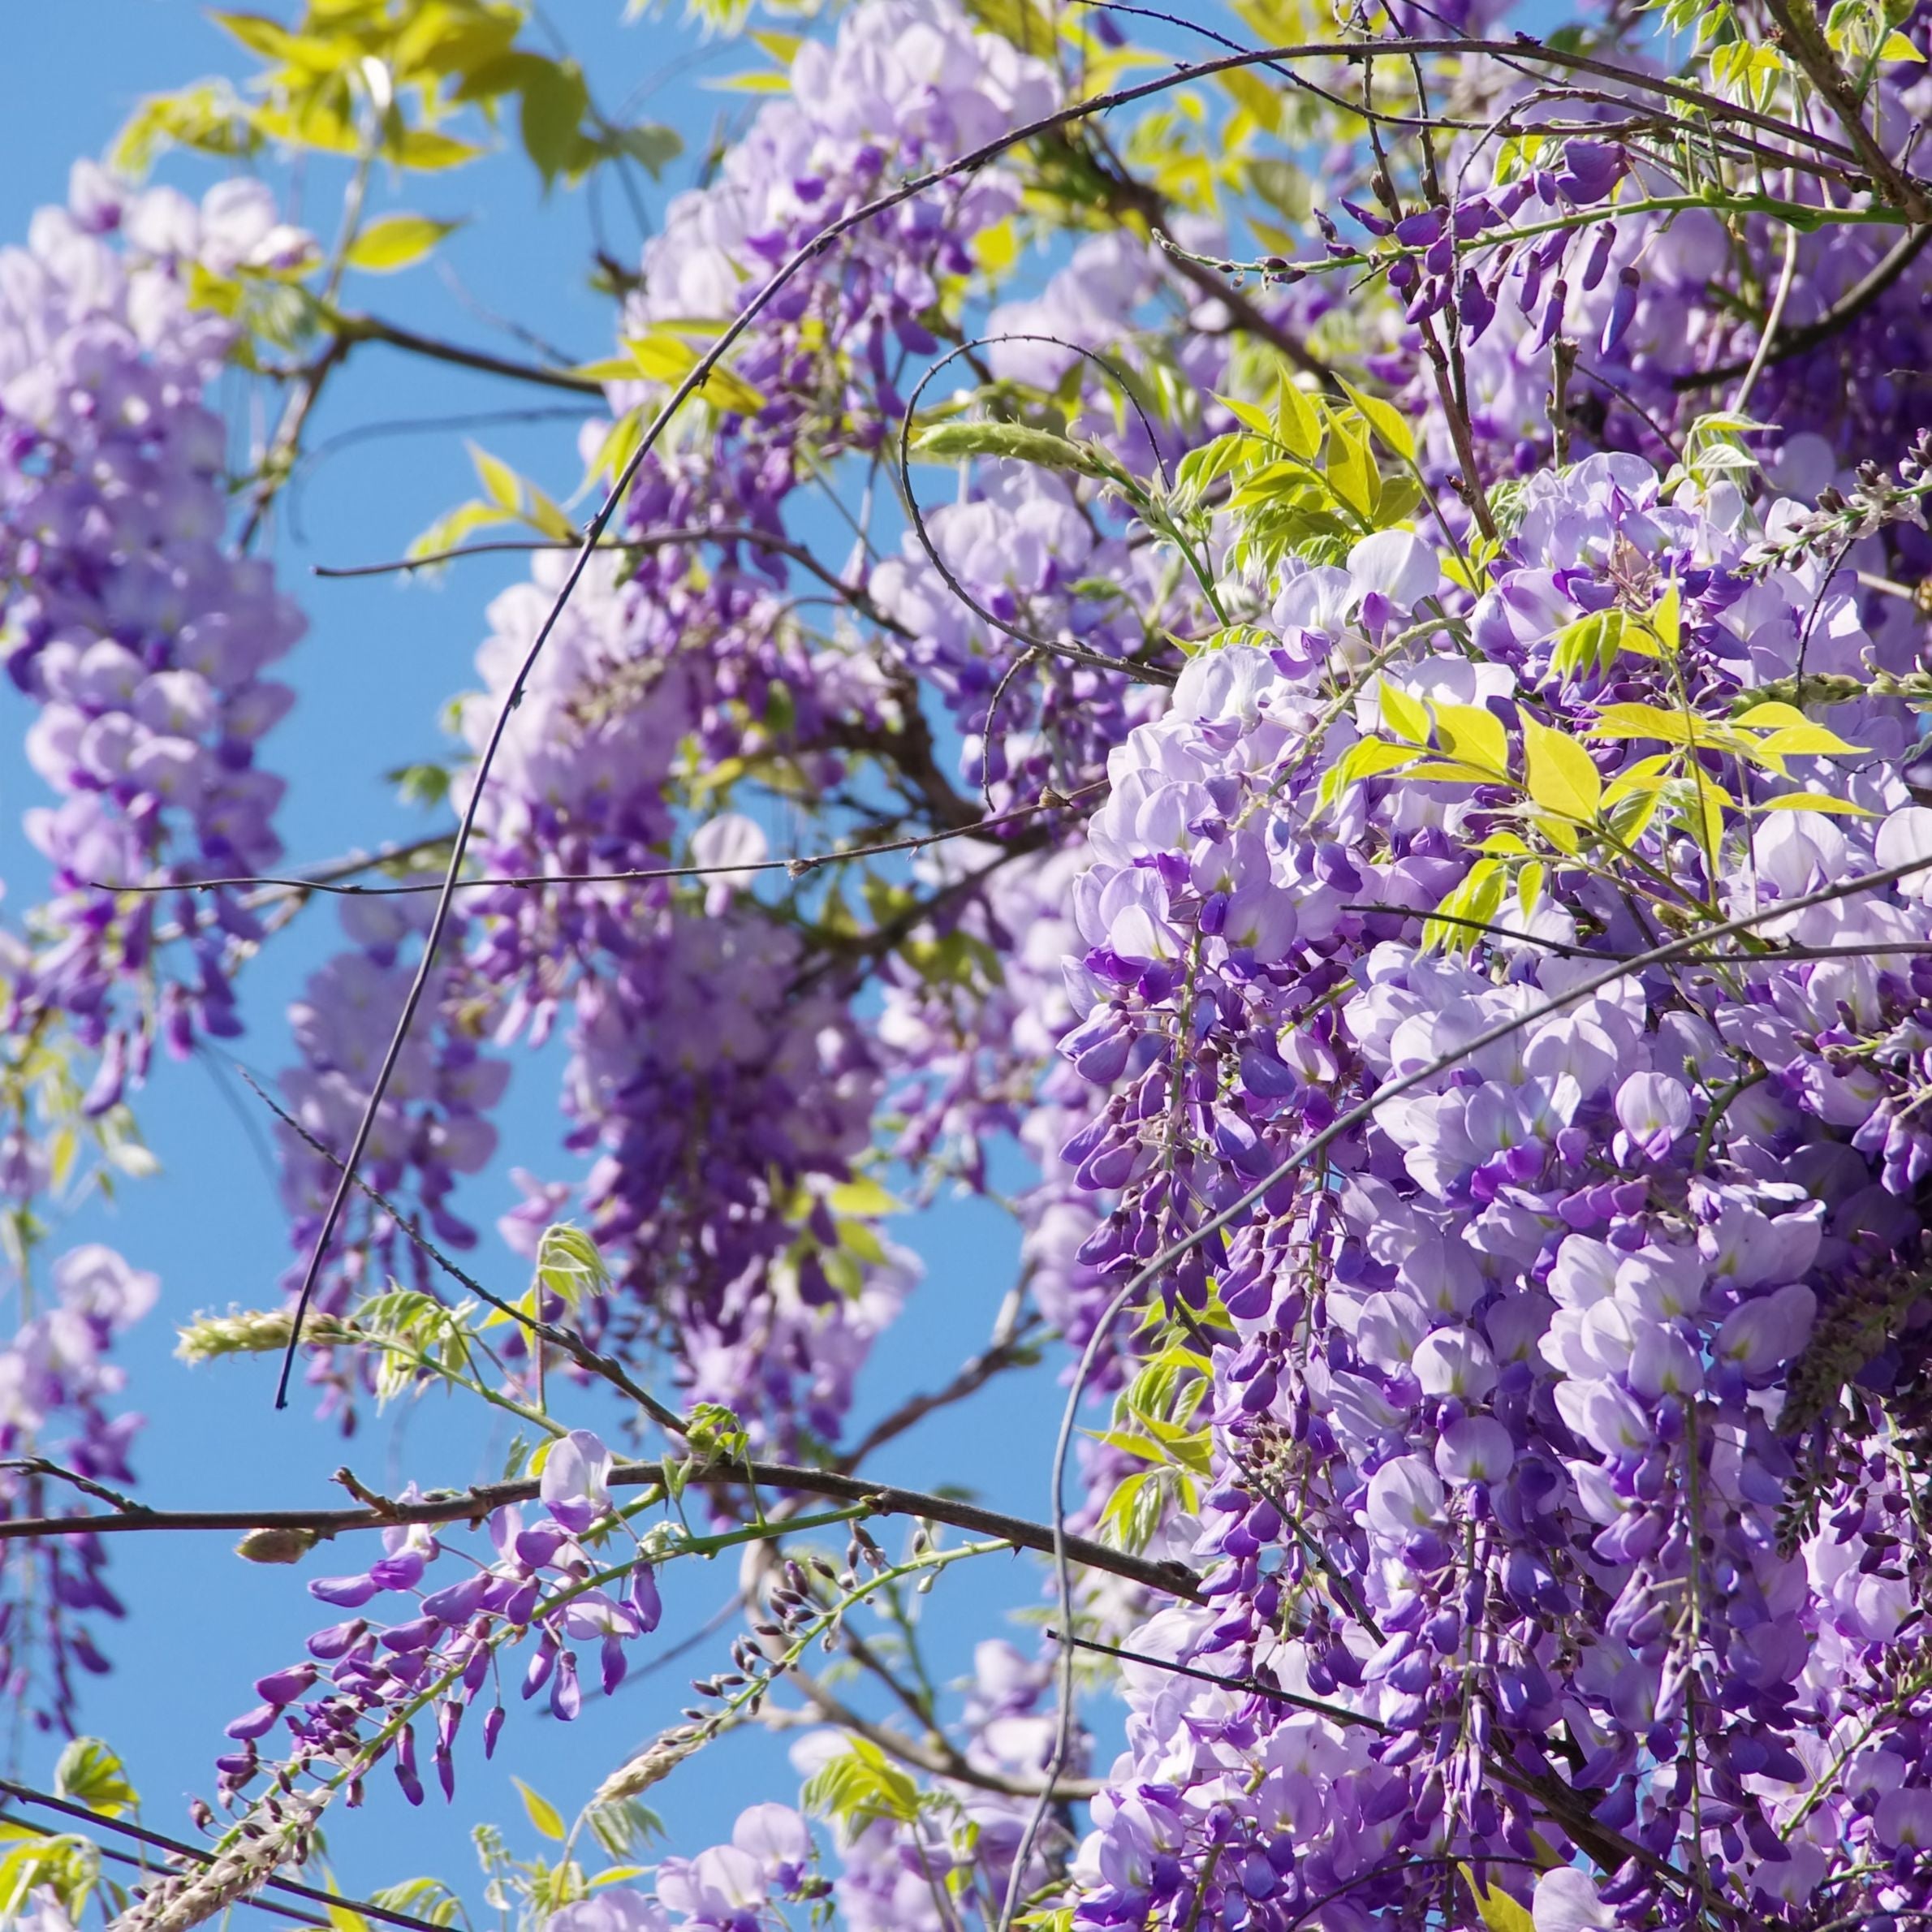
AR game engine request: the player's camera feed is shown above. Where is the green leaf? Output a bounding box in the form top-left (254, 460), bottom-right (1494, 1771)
top-left (615, 123), bottom-right (683, 175)
top-left (800, 1740), bottom-right (920, 1829)
top-left (407, 496), bottom-right (515, 562)
top-left (1649, 580), bottom-right (1681, 656)
top-left (54, 1738), bottom-right (138, 1819)
top-left (1377, 679), bottom-right (1430, 745)
top-left (514, 1779), bottom-right (567, 1843)
top-left (1552, 608), bottom-right (1639, 680)
top-left (523, 481), bottom-right (577, 543)
top-left (1745, 721), bottom-right (1865, 759)
top-left (1458, 1865), bottom-right (1535, 1932)
top-left (1880, 27), bottom-right (1925, 58)
top-left (1339, 379), bottom-right (1417, 463)
top-left (585, 1797), bottom-right (663, 1861)
top-left (368, 1879), bottom-right (460, 1930)
top-left (623, 333), bottom-right (766, 416)
top-left (1755, 791), bottom-right (1874, 815)
top-left (1521, 716), bottom-right (1602, 822)
top-left (1324, 419), bottom-right (1376, 521)
top-left (1273, 377), bottom-right (1323, 461)
top-left (346, 214), bottom-right (460, 273)
top-left (390, 127), bottom-right (487, 171)
top-left (828, 1175), bottom-right (903, 1218)
top-left (534, 1223), bottom-right (610, 1308)
top-left (468, 441), bottom-right (524, 514)
top-left (208, 11), bottom-right (303, 61)
top-left (1425, 856), bottom-right (1507, 954)
top-left (520, 58), bottom-right (593, 183)
top-left (1432, 701), bottom-right (1508, 778)
top-left (1588, 701), bottom-right (1705, 746)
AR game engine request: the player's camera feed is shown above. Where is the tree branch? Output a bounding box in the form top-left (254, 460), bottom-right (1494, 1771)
top-left (0, 1782), bottom-right (447, 1932)
top-left (1757, 0), bottom-right (1932, 222)
top-left (0, 1459), bottom-right (1205, 1604)
top-left (313, 524), bottom-right (915, 639)
top-left (1675, 224), bottom-right (1932, 389)
top-left (92, 787), bottom-right (1103, 900)
top-left (326, 309), bottom-right (606, 395)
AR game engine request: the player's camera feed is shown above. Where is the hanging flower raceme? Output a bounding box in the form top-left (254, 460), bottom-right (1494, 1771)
top-left (0, 1241), bottom-right (156, 1732)
top-left (1045, 454), bottom-right (1932, 1926)
top-left (2, 163), bottom-right (308, 1072)
top-left (215, 1431), bottom-right (663, 1814)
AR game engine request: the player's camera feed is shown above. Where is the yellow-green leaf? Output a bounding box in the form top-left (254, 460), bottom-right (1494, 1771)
top-left (54, 1738), bottom-right (138, 1820)
top-left (1649, 580), bottom-right (1681, 656)
top-left (1522, 716), bottom-right (1602, 821)
top-left (388, 127), bottom-right (487, 171)
top-left (1433, 701), bottom-right (1508, 777)
top-left (1457, 1865), bottom-right (1535, 1932)
top-left (829, 1175), bottom-right (903, 1218)
top-left (1214, 392), bottom-right (1274, 438)
top-left (1880, 28), bottom-right (1925, 60)
top-left (623, 334), bottom-right (766, 416)
top-left (1341, 740), bottom-right (1429, 783)
top-left (1324, 420), bottom-right (1376, 521)
top-left (1749, 722), bottom-right (1865, 760)
top-left (209, 11), bottom-right (301, 60)
top-left (345, 213), bottom-right (459, 273)
top-left (514, 1779), bottom-right (566, 1843)
top-left (1377, 679), bottom-right (1430, 745)
top-left (1755, 791), bottom-right (1874, 816)
top-left (523, 482), bottom-right (576, 544)
top-left (1274, 377), bottom-right (1323, 462)
top-left (468, 442), bottom-right (523, 514)
top-left (1729, 701), bottom-right (1812, 729)
top-left (1400, 758), bottom-right (1495, 783)
top-left (912, 421), bottom-right (1113, 480)
top-left (1588, 702), bottom-right (1704, 745)
top-left (1339, 379), bottom-right (1417, 463)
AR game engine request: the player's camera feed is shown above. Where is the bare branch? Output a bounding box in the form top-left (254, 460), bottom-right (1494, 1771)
top-left (312, 522), bottom-right (915, 638)
top-left (0, 1781), bottom-right (446, 1932)
top-left (0, 1458), bottom-right (1205, 1604)
top-left (88, 785), bottom-right (1105, 900)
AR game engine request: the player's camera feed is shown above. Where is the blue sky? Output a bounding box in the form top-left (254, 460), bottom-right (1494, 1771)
top-left (0, 2), bottom-right (1080, 1905)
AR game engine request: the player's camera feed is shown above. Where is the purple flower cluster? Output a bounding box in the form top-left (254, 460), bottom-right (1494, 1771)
top-left (0, 1241), bottom-right (155, 1731)
top-left (272, 891), bottom-right (509, 1411)
top-left (563, 896), bottom-right (911, 1447)
top-left (1041, 455), bottom-right (1932, 1924)
top-left (546, 1805), bottom-right (817, 1932)
top-left (791, 1638), bottom-right (1076, 1932)
top-left (219, 1430), bottom-right (660, 1811)
top-left (265, 0), bottom-right (1078, 1447)
top-left (2, 163), bottom-right (307, 1070)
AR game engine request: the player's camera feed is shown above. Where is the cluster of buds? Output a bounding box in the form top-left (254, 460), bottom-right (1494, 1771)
top-left (1749, 430), bottom-right (1932, 571)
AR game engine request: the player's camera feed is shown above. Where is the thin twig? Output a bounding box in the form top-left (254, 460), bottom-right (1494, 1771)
top-left (313, 524), bottom-right (914, 637)
top-left (322, 308), bottom-right (605, 395)
top-left (0, 1817), bottom-right (332, 1932)
top-left (89, 784), bottom-right (1103, 900)
top-left (0, 1781), bottom-right (446, 1932)
top-left (227, 1062), bottom-right (688, 1439)
top-left (0, 1460), bottom-right (1204, 1604)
